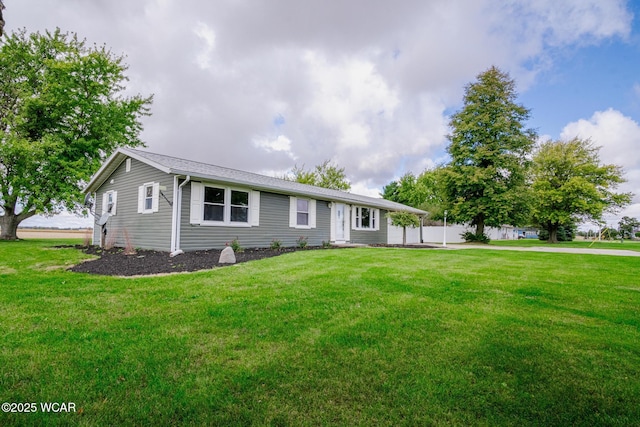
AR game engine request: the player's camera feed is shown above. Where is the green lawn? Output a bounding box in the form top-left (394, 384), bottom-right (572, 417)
top-left (490, 238), bottom-right (640, 252)
top-left (1, 240), bottom-right (639, 426)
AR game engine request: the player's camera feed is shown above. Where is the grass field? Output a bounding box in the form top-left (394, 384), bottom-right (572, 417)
top-left (1, 239), bottom-right (639, 426)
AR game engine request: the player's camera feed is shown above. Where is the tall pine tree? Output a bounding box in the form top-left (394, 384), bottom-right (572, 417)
top-left (443, 66), bottom-right (536, 240)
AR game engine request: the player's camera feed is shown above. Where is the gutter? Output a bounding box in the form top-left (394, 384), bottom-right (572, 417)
top-left (168, 169), bottom-right (426, 216)
top-left (170, 175), bottom-right (190, 256)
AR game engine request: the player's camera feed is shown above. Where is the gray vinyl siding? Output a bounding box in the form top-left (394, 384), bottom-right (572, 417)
top-left (179, 185), bottom-right (332, 250)
top-left (349, 209), bottom-right (388, 245)
top-left (93, 158), bottom-right (174, 251)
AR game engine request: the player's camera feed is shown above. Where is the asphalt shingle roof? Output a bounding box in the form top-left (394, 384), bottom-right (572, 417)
top-left (86, 148), bottom-right (426, 215)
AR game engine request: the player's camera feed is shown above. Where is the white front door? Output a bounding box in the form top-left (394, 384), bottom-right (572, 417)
top-left (335, 203), bottom-right (345, 242)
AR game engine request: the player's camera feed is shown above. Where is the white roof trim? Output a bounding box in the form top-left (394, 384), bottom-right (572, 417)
top-left (84, 148), bottom-right (427, 215)
top-left (121, 148), bottom-right (172, 174)
top-left (83, 147), bottom-right (171, 194)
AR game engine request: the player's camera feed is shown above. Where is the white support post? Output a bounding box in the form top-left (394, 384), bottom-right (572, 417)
top-left (443, 210), bottom-right (447, 247)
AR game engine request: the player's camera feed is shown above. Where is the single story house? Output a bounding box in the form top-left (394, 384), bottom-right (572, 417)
top-left (83, 148), bottom-right (427, 253)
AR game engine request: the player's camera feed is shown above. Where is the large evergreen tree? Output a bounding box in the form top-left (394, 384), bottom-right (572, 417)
top-left (0, 29), bottom-right (152, 240)
top-left (443, 66), bottom-right (536, 240)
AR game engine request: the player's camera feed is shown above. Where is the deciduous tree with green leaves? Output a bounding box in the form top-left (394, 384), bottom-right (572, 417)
top-left (442, 66), bottom-right (536, 241)
top-left (0, 28), bottom-right (152, 240)
top-left (531, 138), bottom-right (631, 243)
top-left (387, 211), bottom-right (420, 246)
top-left (381, 167), bottom-right (446, 221)
top-left (288, 160), bottom-right (351, 191)
top-left (618, 216), bottom-right (640, 240)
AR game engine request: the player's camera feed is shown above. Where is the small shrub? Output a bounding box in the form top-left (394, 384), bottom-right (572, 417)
top-left (635, 231), bottom-right (640, 239)
top-left (461, 231), bottom-right (490, 244)
top-left (605, 229), bottom-right (619, 241)
top-left (321, 240), bottom-right (332, 248)
top-left (123, 228), bottom-right (136, 255)
top-left (229, 238), bottom-right (244, 253)
top-left (296, 236), bottom-right (308, 248)
top-left (270, 239), bottom-right (282, 250)
top-left (538, 225), bottom-right (576, 242)
top-left (104, 227), bottom-right (118, 250)
top-left (82, 230), bottom-right (92, 247)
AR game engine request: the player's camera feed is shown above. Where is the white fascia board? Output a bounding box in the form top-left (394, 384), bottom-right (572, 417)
top-left (121, 148), bottom-right (172, 174)
top-left (83, 150), bottom-right (126, 194)
top-left (84, 148), bottom-right (173, 194)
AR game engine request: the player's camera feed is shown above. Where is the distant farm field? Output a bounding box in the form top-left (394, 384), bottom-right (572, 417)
top-left (1, 239), bottom-right (639, 426)
top-left (15, 228), bottom-right (92, 240)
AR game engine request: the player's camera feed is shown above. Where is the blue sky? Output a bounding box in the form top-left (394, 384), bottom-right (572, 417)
top-left (4, 0), bottom-right (639, 230)
top-left (521, 32), bottom-right (640, 139)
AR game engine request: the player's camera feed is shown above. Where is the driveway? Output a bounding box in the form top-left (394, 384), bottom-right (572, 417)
top-left (427, 243), bottom-right (640, 257)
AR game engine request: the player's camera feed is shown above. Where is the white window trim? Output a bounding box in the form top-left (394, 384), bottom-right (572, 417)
top-left (352, 206), bottom-right (379, 231)
top-left (138, 182), bottom-right (159, 214)
top-left (191, 182), bottom-right (258, 227)
top-left (289, 197), bottom-right (316, 229)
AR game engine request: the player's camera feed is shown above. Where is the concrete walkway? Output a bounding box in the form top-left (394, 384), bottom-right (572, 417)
top-left (424, 243), bottom-right (640, 257)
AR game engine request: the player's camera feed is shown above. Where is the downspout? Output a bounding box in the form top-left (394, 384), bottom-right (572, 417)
top-left (170, 175), bottom-right (190, 256)
top-left (92, 192), bottom-right (98, 246)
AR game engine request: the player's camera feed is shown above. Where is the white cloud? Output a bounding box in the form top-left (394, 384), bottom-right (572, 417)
top-left (500, 0), bottom-right (632, 47)
top-left (303, 52), bottom-right (399, 147)
top-left (193, 22), bottom-right (216, 69)
top-left (621, 203), bottom-right (640, 219)
top-left (560, 109), bottom-right (640, 170)
top-left (349, 181), bottom-right (383, 199)
top-left (253, 135), bottom-right (294, 157)
top-left (561, 109), bottom-right (640, 210)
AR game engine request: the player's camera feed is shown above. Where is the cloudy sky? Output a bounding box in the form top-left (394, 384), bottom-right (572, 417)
top-left (7, 0), bottom-right (640, 229)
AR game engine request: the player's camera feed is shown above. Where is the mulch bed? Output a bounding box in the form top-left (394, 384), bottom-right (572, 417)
top-left (369, 244), bottom-right (439, 249)
top-left (66, 245), bottom-right (340, 277)
top-left (64, 243), bottom-right (438, 277)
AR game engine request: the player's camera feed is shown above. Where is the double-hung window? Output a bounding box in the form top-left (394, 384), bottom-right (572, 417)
top-left (107, 192), bottom-right (115, 214)
top-left (102, 190), bottom-right (117, 215)
top-left (297, 198), bottom-right (309, 226)
top-left (190, 182), bottom-right (259, 226)
top-left (138, 182), bottom-right (159, 214)
top-left (354, 207), bottom-right (378, 230)
top-left (202, 186), bottom-right (250, 224)
top-left (289, 197), bottom-right (316, 229)
top-left (144, 185), bottom-right (154, 211)
top-left (204, 187), bottom-right (225, 221)
top-left (230, 190), bottom-right (249, 222)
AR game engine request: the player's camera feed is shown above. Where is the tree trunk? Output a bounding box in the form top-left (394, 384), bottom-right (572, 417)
top-left (0, 213), bottom-right (21, 240)
top-left (476, 217), bottom-right (485, 239)
top-left (402, 227), bottom-right (407, 246)
top-left (548, 224), bottom-right (559, 243)
top-left (0, 209), bottom-right (37, 240)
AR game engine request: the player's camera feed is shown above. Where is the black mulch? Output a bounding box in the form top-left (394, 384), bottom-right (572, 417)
top-left (64, 243), bottom-right (438, 277)
top-left (67, 245), bottom-right (340, 277)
